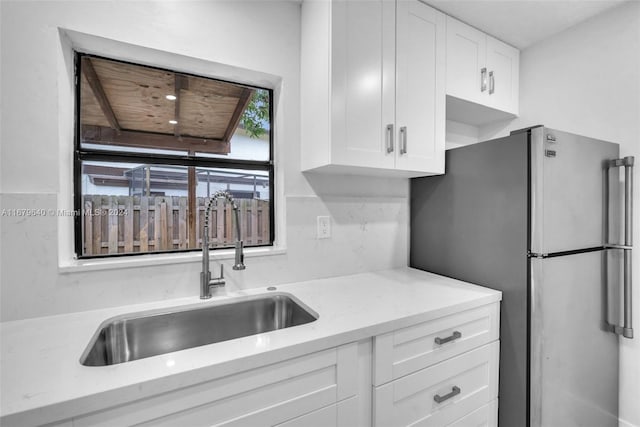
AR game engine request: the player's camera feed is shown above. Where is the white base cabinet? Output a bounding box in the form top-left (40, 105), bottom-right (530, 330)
top-left (47, 303), bottom-right (499, 427)
top-left (71, 342), bottom-right (368, 427)
top-left (373, 303), bottom-right (500, 427)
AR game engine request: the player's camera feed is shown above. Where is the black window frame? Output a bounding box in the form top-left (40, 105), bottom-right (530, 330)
top-left (73, 52), bottom-right (275, 259)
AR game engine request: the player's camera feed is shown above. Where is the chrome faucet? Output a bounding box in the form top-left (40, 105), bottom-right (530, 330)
top-left (201, 190), bottom-right (246, 299)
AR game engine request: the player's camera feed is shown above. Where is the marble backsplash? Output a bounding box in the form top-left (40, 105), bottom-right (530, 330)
top-left (0, 192), bottom-right (408, 321)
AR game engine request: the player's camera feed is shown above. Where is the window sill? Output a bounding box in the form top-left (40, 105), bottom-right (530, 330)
top-left (59, 246), bottom-right (286, 274)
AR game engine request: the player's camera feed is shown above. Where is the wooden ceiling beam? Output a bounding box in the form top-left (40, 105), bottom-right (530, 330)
top-left (174, 74), bottom-right (189, 138)
top-left (222, 87), bottom-right (254, 142)
top-left (82, 57), bottom-right (122, 134)
top-left (183, 76), bottom-right (247, 98)
top-left (81, 125), bottom-right (230, 155)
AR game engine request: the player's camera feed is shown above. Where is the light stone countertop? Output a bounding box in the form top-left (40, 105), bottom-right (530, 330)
top-left (0, 267), bottom-right (501, 426)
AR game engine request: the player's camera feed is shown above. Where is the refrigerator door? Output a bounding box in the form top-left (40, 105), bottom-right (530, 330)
top-left (529, 127), bottom-right (620, 254)
top-left (530, 250), bottom-right (618, 427)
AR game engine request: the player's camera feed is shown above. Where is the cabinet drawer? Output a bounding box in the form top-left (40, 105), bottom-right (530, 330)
top-left (447, 399), bottom-right (497, 427)
top-left (73, 343), bottom-right (359, 427)
top-left (374, 303), bottom-right (499, 385)
top-left (373, 341), bottom-right (499, 427)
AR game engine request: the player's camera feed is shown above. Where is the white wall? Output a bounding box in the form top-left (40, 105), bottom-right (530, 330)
top-left (0, 1), bottom-right (409, 321)
top-left (479, 3), bottom-right (640, 426)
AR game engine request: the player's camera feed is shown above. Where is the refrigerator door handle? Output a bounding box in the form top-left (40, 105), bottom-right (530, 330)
top-left (606, 156), bottom-right (634, 339)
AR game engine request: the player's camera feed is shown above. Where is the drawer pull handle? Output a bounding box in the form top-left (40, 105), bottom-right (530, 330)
top-left (434, 386), bottom-right (461, 403)
top-left (434, 331), bottom-right (462, 345)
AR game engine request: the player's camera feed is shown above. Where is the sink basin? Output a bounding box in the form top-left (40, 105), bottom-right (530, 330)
top-left (80, 293), bottom-right (318, 366)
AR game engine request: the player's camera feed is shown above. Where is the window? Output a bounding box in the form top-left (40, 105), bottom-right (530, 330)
top-left (74, 53), bottom-right (274, 258)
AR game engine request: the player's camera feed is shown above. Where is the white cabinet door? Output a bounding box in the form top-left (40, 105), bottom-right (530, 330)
top-left (72, 344), bottom-right (360, 427)
top-left (445, 16), bottom-right (519, 116)
top-left (395, 0), bottom-right (445, 174)
top-left (485, 36), bottom-right (519, 114)
top-left (331, 0), bottom-right (395, 170)
top-left (446, 17), bottom-right (486, 105)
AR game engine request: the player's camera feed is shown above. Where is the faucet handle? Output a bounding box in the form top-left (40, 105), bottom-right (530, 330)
top-left (209, 264), bottom-right (226, 288)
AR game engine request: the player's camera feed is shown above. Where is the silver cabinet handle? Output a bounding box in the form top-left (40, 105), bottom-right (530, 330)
top-left (434, 386), bottom-right (461, 403)
top-left (606, 156), bottom-right (634, 339)
top-left (489, 71), bottom-right (495, 94)
top-left (480, 68), bottom-right (487, 92)
top-left (399, 126), bottom-right (407, 155)
top-left (434, 330), bottom-right (462, 345)
top-left (386, 124), bottom-right (394, 153)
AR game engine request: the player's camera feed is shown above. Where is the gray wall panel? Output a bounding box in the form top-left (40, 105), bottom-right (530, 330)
top-left (410, 133), bottom-right (529, 427)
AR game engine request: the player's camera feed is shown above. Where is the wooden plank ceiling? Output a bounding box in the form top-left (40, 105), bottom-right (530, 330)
top-left (80, 56), bottom-right (254, 154)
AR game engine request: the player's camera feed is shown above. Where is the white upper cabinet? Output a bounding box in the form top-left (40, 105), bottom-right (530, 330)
top-left (395, 1), bottom-right (445, 173)
top-left (301, 0), bottom-right (445, 177)
top-left (485, 36), bottom-right (519, 113)
top-left (445, 19), bottom-right (487, 107)
top-left (446, 16), bottom-right (519, 117)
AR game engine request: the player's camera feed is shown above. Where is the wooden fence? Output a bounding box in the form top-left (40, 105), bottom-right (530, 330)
top-left (82, 195), bottom-right (270, 255)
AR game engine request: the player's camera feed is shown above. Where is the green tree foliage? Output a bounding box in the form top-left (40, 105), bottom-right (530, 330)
top-left (240, 89), bottom-right (269, 139)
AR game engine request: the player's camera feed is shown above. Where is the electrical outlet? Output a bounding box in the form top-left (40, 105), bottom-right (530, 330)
top-left (317, 216), bottom-right (331, 239)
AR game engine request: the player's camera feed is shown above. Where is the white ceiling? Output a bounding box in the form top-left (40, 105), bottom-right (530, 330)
top-left (425, 0), bottom-right (629, 49)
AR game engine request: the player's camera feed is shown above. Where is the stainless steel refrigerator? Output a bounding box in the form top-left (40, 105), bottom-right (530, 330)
top-left (410, 125), bottom-right (634, 427)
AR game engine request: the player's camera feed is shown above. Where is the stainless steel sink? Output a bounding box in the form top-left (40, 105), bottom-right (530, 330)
top-left (80, 293), bottom-right (318, 366)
